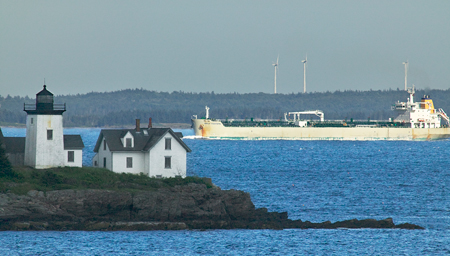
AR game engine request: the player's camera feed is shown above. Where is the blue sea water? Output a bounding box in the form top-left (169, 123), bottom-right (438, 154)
top-left (1, 128), bottom-right (450, 255)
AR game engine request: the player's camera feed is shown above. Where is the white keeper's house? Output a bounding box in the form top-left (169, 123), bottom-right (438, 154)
top-left (92, 119), bottom-right (191, 178)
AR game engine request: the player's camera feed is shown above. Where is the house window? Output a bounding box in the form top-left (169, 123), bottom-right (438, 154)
top-left (165, 156), bottom-right (171, 169)
top-left (103, 157), bottom-right (106, 168)
top-left (47, 130), bottom-right (53, 140)
top-left (127, 157), bottom-right (133, 168)
top-left (94, 161), bottom-right (98, 167)
top-left (68, 151), bottom-right (74, 162)
top-left (103, 140), bottom-right (107, 150)
top-left (126, 138), bottom-right (132, 148)
top-left (165, 138), bottom-right (171, 150)
top-left (31, 118), bottom-right (34, 125)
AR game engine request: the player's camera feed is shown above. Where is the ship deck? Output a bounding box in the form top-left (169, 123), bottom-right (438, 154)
top-left (221, 120), bottom-right (412, 128)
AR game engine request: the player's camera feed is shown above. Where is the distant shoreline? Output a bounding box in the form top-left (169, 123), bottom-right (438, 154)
top-left (0, 123), bottom-right (192, 129)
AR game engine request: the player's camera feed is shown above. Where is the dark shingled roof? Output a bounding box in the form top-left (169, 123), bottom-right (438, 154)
top-left (93, 128), bottom-right (191, 153)
top-left (64, 135), bottom-right (85, 150)
top-left (3, 137), bottom-right (25, 154)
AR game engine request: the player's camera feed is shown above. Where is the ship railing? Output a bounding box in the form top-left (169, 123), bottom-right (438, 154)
top-left (221, 119), bottom-right (285, 122)
top-left (222, 120), bottom-right (296, 127)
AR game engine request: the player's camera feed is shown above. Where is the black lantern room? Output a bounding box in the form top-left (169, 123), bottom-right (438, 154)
top-left (24, 85), bottom-right (66, 115)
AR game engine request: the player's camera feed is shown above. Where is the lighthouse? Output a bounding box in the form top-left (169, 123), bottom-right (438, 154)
top-left (24, 85), bottom-right (66, 168)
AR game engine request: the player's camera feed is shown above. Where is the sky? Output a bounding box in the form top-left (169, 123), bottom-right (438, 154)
top-left (1, 0), bottom-right (449, 97)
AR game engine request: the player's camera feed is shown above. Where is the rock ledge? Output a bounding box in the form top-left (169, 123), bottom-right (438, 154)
top-left (0, 185), bottom-right (424, 231)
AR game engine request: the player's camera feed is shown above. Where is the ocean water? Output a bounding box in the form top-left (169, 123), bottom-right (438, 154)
top-left (1, 128), bottom-right (450, 255)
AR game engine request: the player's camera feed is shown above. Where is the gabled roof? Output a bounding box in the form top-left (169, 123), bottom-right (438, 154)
top-left (64, 135), bottom-right (85, 150)
top-left (93, 128), bottom-right (191, 153)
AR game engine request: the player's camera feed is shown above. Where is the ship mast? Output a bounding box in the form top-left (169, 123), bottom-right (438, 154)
top-left (205, 106), bottom-right (210, 119)
top-left (407, 85), bottom-right (415, 107)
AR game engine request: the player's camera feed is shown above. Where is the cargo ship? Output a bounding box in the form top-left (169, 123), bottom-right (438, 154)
top-left (191, 88), bottom-right (450, 140)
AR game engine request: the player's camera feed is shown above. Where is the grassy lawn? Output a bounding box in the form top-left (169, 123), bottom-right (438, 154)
top-left (0, 166), bottom-right (213, 195)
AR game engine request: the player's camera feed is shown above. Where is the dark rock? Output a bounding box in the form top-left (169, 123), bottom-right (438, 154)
top-left (0, 185), bottom-right (424, 231)
top-left (394, 222), bottom-right (424, 230)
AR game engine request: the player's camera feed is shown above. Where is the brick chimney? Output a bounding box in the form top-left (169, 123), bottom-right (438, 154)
top-left (136, 119), bottom-right (140, 132)
top-left (148, 117), bottom-right (152, 128)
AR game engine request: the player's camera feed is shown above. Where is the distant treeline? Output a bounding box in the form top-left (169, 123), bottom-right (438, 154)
top-left (1, 88), bottom-right (449, 127)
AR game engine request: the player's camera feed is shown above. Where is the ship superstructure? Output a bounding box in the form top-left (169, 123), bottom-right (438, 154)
top-left (392, 87), bottom-right (449, 128)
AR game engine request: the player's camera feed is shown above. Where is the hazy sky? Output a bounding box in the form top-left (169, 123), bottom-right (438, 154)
top-left (1, 0), bottom-right (449, 97)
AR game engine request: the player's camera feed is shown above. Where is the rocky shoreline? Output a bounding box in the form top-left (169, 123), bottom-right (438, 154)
top-left (0, 183), bottom-right (423, 231)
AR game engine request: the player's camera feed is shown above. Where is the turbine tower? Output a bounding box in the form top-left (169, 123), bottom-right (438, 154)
top-left (302, 55), bottom-right (307, 93)
top-left (273, 55), bottom-right (279, 94)
top-left (402, 60), bottom-right (408, 91)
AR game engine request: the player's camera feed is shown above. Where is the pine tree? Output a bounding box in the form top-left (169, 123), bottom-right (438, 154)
top-left (0, 141), bottom-right (15, 178)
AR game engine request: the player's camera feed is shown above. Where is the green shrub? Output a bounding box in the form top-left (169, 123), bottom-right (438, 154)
top-left (30, 170), bottom-right (41, 179)
top-left (0, 141), bottom-right (22, 180)
top-left (40, 171), bottom-right (65, 187)
top-left (162, 176), bottom-right (213, 188)
top-left (2, 166), bottom-right (214, 194)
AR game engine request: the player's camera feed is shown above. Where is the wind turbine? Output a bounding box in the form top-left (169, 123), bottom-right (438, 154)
top-left (273, 55), bottom-right (279, 94)
top-left (402, 60), bottom-right (408, 91)
top-left (302, 55), bottom-right (307, 93)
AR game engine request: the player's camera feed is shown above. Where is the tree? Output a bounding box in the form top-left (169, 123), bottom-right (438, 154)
top-left (0, 141), bottom-right (15, 178)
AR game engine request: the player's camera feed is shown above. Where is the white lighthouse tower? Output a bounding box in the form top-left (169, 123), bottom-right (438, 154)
top-left (24, 85), bottom-right (66, 168)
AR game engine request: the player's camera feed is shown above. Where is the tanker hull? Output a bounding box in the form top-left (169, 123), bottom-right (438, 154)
top-left (192, 119), bottom-right (450, 141)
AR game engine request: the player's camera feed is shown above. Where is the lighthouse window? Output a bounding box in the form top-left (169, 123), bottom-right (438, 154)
top-left (47, 130), bottom-right (53, 140)
top-left (68, 151), bottom-right (74, 162)
top-left (31, 118), bottom-right (34, 125)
